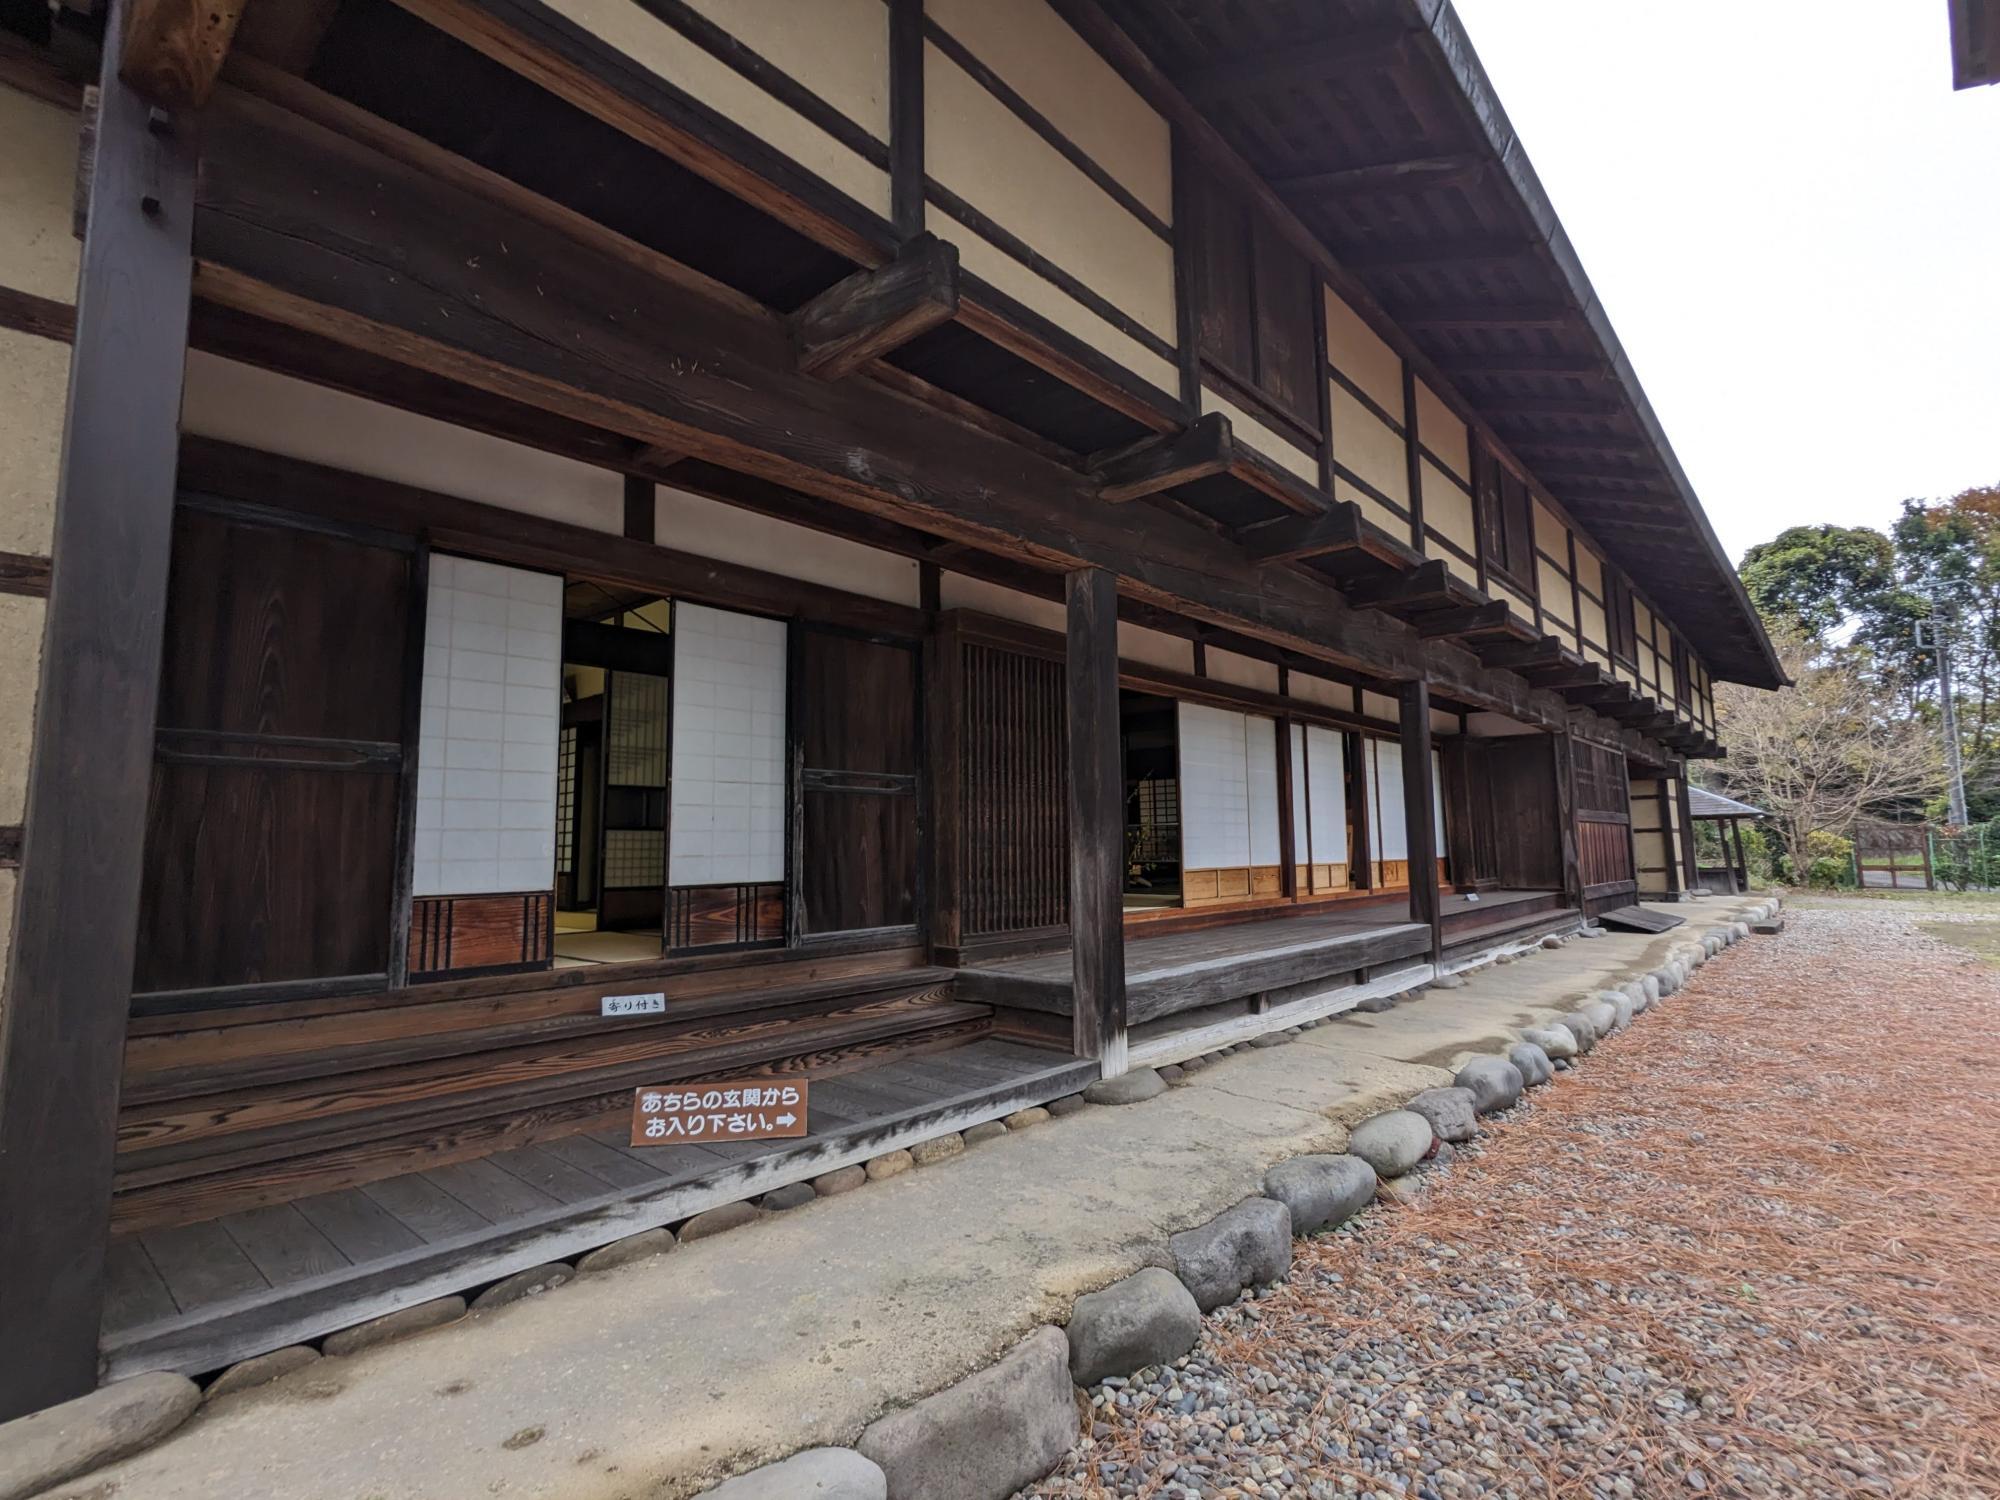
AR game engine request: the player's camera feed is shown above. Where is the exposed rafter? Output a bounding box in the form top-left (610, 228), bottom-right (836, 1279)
top-left (1174, 24), bottom-right (1412, 100)
top-left (1392, 303), bottom-right (1572, 330)
top-left (1270, 152), bottom-right (1484, 198)
top-left (1088, 412), bottom-right (1234, 503)
top-left (1432, 353), bottom-right (1611, 379)
top-left (1478, 395), bottom-right (1627, 419)
top-left (791, 232), bottom-right (960, 380)
top-left (1236, 506), bottom-right (1362, 566)
top-left (1339, 236), bottom-right (1534, 272)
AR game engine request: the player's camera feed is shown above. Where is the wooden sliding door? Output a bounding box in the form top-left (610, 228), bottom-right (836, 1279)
top-left (134, 502), bottom-right (418, 1006)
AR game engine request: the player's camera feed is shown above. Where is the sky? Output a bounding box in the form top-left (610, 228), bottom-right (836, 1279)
top-left (1450, 0), bottom-right (2000, 564)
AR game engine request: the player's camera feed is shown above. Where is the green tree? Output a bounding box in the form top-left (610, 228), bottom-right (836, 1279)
top-left (1739, 524), bottom-right (1894, 637)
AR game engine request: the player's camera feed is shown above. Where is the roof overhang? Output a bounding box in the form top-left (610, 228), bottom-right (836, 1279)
top-left (1082, 0), bottom-right (1788, 689)
top-left (1953, 0), bottom-right (2000, 87)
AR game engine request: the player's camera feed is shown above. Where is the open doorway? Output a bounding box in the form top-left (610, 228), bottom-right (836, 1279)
top-left (554, 584), bottom-right (673, 965)
top-left (1121, 690), bottom-right (1181, 910)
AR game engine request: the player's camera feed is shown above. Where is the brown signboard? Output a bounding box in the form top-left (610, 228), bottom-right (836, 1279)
top-left (629, 1077), bottom-right (808, 1146)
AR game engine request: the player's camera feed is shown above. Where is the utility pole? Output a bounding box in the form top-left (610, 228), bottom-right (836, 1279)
top-left (1918, 615), bottom-right (1970, 826)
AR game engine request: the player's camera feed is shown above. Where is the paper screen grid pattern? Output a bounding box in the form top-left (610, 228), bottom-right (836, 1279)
top-left (1177, 702), bottom-right (1282, 870)
top-left (669, 603), bottom-right (787, 887)
top-left (1289, 723), bottom-right (1348, 863)
top-left (1370, 737), bottom-right (1408, 860)
top-left (414, 556), bottom-right (562, 897)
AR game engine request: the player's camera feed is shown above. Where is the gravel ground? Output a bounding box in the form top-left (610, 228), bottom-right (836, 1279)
top-left (1026, 903), bottom-right (2000, 1500)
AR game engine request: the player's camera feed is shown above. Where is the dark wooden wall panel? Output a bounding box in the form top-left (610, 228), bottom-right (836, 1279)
top-left (409, 892), bottom-right (552, 979)
top-left (134, 507), bottom-right (414, 1001)
top-left (1480, 737), bottom-right (1562, 890)
top-left (796, 628), bottom-right (920, 935)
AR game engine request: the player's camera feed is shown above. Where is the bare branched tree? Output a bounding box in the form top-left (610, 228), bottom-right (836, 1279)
top-left (1711, 632), bottom-right (1944, 868)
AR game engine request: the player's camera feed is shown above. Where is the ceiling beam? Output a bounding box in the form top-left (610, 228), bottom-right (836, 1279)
top-left (1505, 431), bottom-right (1651, 455)
top-left (1175, 25), bottom-right (1412, 100)
top-left (1531, 463), bottom-right (1672, 487)
top-left (1414, 601), bottom-right (1510, 639)
top-left (1478, 395), bottom-right (1626, 418)
top-left (1339, 236), bottom-right (1535, 272)
top-left (1434, 353), bottom-right (1611, 379)
top-left (1271, 152), bottom-right (1485, 198)
top-left (1236, 505), bottom-right (1363, 566)
top-left (1392, 303), bottom-right (1572, 330)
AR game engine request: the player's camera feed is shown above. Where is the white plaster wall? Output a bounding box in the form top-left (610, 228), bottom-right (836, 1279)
top-left (1329, 384), bottom-right (1408, 506)
top-left (1323, 287), bottom-right (1401, 413)
top-left (181, 354), bottom-right (625, 534)
top-left (925, 0), bottom-right (1171, 224)
top-left (0, 85), bottom-right (80, 303)
top-left (548, 0), bottom-right (890, 216)
top-left (414, 556), bottom-right (564, 897)
top-left (1119, 621), bottom-right (1194, 673)
top-left (680, 0), bottom-right (888, 140)
top-left (670, 604), bottom-right (787, 886)
top-left (1200, 385), bottom-right (1317, 485)
top-left (1204, 648), bottom-right (1279, 695)
top-left (1288, 673), bottom-right (1350, 712)
top-left (654, 486), bottom-right (920, 607)
top-left (939, 571), bottom-right (1066, 634)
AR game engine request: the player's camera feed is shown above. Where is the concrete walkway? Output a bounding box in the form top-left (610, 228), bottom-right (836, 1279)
top-left (51, 897), bottom-right (1760, 1500)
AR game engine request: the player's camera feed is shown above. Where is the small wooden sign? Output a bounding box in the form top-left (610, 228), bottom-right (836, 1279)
top-left (630, 1078), bottom-right (808, 1146)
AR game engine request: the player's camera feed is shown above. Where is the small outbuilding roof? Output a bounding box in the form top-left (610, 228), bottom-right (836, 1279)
top-left (1687, 786), bottom-right (1765, 819)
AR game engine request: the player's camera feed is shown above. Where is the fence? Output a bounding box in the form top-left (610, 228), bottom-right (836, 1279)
top-left (1852, 825), bottom-right (1934, 890)
top-left (1930, 822), bottom-right (2000, 891)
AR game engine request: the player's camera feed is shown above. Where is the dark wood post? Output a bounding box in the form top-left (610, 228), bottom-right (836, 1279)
top-left (1066, 567), bottom-right (1127, 1075)
top-left (0, 3), bottom-right (199, 1420)
top-left (1399, 680), bottom-right (1442, 964)
top-left (1674, 774), bottom-right (1699, 895)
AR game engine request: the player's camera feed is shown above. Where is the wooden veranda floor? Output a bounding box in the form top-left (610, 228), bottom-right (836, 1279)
top-left (101, 1038), bottom-right (1092, 1381)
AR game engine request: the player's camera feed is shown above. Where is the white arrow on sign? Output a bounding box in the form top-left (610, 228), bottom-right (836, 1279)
top-left (775, 1113), bottom-right (797, 1127)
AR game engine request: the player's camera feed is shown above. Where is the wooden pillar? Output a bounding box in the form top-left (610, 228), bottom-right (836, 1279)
top-left (1066, 567), bottom-right (1126, 1076)
top-left (1399, 680), bottom-right (1441, 964)
top-left (1674, 775), bottom-right (1699, 894)
top-left (0, 5), bottom-right (199, 1420)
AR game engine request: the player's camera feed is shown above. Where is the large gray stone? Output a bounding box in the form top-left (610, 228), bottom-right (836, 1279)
top-left (1064, 1267), bottom-right (1202, 1384)
top-left (1604, 991), bottom-right (1637, 1030)
top-left (1346, 1109), bottom-right (1433, 1178)
top-left (1454, 1056), bottom-right (1524, 1114)
top-left (1262, 1153), bottom-right (1377, 1234)
top-left (1403, 1086), bottom-right (1479, 1143)
top-left (1752, 917), bottom-right (1786, 936)
top-left (578, 1228), bottom-right (677, 1273)
top-left (1620, 979), bottom-right (1650, 1014)
top-left (1523, 1024), bottom-right (1577, 1060)
top-left (857, 1326), bottom-right (1077, 1500)
top-left (1170, 1197), bottom-right (1293, 1311)
top-left (1083, 1069), bottom-right (1166, 1106)
top-left (704, 1447), bottom-right (887, 1500)
top-left (1427, 972), bottom-right (1467, 990)
top-left (1653, 965), bottom-right (1681, 998)
top-left (1560, 1011), bottom-right (1600, 1052)
top-left (1580, 999), bottom-right (1619, 1038)
top-left (0, 1372), bottom-right (199, 1500)
top-left (472, 1262), bottom-right (573, 1312)
top-left (203, 1345), bottom-right (320, 1402)
top-left (322, 1295), bottom-right (465, 1356)
top-left (1640, 973), bottom-right (1662, 1006)
top-left (1507, 1041), bottom-right (1553, 1087)
top-left (682, 1201), bottom-right (764, 1241)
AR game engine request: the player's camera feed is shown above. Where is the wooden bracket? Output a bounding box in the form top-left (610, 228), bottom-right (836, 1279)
top-left (1236, 504), bottom-right (1361, 565)
top-left (1344, 557), bottom-right (1452, 610)
top-left (1475, 634), bottom-right (1565, 669)
top-left (792, 231), bottom-right (960, 380)
top-left (1088, 412), bottom-right (1234, 503)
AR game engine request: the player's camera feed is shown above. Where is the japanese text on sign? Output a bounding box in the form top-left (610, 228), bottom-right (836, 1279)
top-left (629, 1078), bottom-right (809, 1145)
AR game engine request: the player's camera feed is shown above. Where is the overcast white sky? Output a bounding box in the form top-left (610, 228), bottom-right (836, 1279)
top-left (1451, 0), bottom-right (2000, 564)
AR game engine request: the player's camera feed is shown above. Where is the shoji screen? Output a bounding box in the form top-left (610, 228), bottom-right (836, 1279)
top-left (408, 554), bottom-right (562, 978)
top-left (1369, 738), bottom-right (1408, 885)
top-left (668, 603), bottom-right (788, 947)
top-left (1178, 702), bottom-right (1282, 905)
top-left (1289, 723), bottom-right (1349, 893)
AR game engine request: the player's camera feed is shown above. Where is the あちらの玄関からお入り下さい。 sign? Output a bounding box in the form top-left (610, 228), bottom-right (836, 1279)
top-left (629, 1078), bottom-right (808, 1145)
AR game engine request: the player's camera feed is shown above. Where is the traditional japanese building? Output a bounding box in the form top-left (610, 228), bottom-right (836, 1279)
top-left (0, 0), bottom-right (1782, 1417)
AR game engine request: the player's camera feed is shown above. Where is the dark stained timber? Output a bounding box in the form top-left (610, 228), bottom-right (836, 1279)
top-left (792, 232), bottom-right (960, 381)
top-left (0, 3), bottom-right (198, 1422)
top-left (1399, 681), bottom-right (1441, 963)
top-left (1088, 412), bottom-right (1234, 503)
top-left (1065, 569), bottom-right (1127, 1069)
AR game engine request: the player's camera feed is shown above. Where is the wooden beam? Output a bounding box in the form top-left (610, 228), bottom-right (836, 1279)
top-left (120, 0), bottom-right (249, 107)
top-left (1066, 567), bottom-right (1127, 1074)
top-left (1479, 395), bottom-right (1626, 419)
top-left (1507, 432), bottom-right (1650, 456)
top-left (1338, 236), bottom-right (1533, 272)
top-left (1175, 25), bottom-right (1411, 100)
top-left (1236, 505), bottom-right (1362, 566)
top-left (0, 1), bottom-right (198, 1421)
top-left (1529, 463), bottom-right (1671, 488)
top-left (622, 475), bottom-right (655, 543)
top-left (1394, 303), bottom-right (1572, 331)
top-left (189, 86), bottom-right (1584, 734)
top-left (1414, 601), bottom-right (1510, 639)
top-left (1551, 732), bottom-right (1584, 912)
top-left (888, 0), bottom-right (923, 238)
top-left (230, 0), bottom-right (342, 72)
top-left (1400, 680), bottom-right (1441, 963)
top-left (1088, 412), bottom-right (1234, 503)
top-left (1271, 152), bottom-right (1485, 198)
top-left (791, 232), bottom-right (959, 380)
top-left (1438, 353), bottom-right (1610, 379)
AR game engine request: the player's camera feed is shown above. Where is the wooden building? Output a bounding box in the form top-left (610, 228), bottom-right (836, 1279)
top-left (0, 0), bottom-right (1782, 1416)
